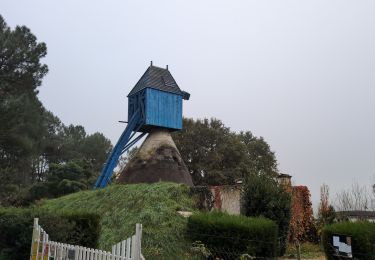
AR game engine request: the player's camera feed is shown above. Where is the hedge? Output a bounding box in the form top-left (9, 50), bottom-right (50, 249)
top-left (322, 221), bottom-right (375, 260)
top-left (0, 207), bottom-right (101, 260)
top-left (187, 211), bottom-right (278, 259)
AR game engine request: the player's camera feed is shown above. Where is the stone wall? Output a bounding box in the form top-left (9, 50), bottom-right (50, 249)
top-left (209, 185), bottom-right (242, 215)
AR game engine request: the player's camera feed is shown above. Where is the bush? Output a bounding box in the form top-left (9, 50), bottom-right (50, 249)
top-left (242, 174), bottom-right (291, 256)
top-left (0, 207), bottom-right (100, 260)
top-left (322, 221), bottom-right (375, 260)
top-left (187, 211), bottom-right (278, 259)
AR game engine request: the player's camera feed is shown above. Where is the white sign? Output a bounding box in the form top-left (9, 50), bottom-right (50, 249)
top-left (332, 235), bottom-right (352, 258)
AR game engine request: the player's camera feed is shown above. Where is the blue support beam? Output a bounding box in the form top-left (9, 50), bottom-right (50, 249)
top-left (94, 109), bottom-right (144, 188)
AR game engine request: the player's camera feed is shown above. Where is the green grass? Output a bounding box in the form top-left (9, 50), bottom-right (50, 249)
top-left (284, 242), bottom-right (324, 259)
top-left (40, 182), bottom-right (197, 258)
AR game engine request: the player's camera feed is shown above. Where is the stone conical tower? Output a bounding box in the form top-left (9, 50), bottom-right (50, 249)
top-left (116, 129), bottom-right (193, 186)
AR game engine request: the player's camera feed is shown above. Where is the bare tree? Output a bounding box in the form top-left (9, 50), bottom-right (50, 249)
top-left (335, 181), bottom-right (371, 211)
top-left (319, 183), bottom-right (330, 214)
top-left (317, 184), bottom-right (335, 232)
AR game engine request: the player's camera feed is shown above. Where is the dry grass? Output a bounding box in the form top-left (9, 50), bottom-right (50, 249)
top-left (283, 242), bottom-right (325, 259)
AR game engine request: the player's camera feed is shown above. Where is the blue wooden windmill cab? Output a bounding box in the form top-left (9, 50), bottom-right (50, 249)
top-left (94, 62), bottom-right (190, 188)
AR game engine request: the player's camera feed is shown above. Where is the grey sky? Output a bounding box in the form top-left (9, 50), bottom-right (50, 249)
top-left (3, 0), bottom-right (375, 208)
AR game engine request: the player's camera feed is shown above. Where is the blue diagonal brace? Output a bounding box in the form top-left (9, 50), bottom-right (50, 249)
top-left (121, 132), bottom-right (146, 155)
top-left (94, 110), bottom-right (142, 188)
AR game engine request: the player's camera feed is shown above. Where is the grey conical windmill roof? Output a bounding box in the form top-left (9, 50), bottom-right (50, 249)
top-left (128, 65), bottom-right (186, 97)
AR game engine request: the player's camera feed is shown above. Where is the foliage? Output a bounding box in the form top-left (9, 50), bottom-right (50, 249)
top-left (289, 186), bottom-right (317, 243)
top-left (189, 186), bottom-right (215, 211)
top-left (322, 221), bottom-right (375, 260)
top-left (172, 118), bottom-right (278, 186)
top-left (12, 160), bottom-right (98, 205)
top-left (0, 15), bottom-right (112, 206)
top-left (0, 15), bottom-right (48, 96)
top-left (187, 211), bottom-right (278, 258)
top-left (0, 14), bottom-right (48, 187)
top-left (241, 173), bottom-right (291, 256)
top-left (40, 182), bottom-right (197, 258)
top-left (190, 241), bottom-right (212, 258)
top-left (47, 160), bottom-right (95, 193)
top-left (0, 207), bottom-right (100, 260)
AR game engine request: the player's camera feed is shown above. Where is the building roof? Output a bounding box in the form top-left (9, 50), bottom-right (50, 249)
top-left (336, 211), bottom-right (375, 219)
top-left (128, 65), bottom-right (188, 98)
top-left (277, 173), bottom-right (292, 179)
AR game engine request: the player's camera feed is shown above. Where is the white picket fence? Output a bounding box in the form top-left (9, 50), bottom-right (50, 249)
top-left (30, 218), bottom-right (145, 260)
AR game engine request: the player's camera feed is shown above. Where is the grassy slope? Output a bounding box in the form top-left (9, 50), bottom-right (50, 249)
top-left (40, 182), bottom-right (196, 258)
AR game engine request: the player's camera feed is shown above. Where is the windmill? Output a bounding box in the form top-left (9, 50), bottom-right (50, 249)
top-left (94, 62), bottom-right (191, 188)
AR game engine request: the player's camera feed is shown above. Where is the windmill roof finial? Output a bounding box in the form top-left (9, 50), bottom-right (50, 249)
top-left (150, 61), bottom-right (153, 67)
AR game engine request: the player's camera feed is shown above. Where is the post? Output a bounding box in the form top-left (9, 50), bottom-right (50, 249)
top-left (296, 240), bottom-right (301, 260)
top-left (30, 218), bottom-right (39, 260)
top-left (134, 223), bottom-right (142, 260)
top-left (43, 234), bottom-right (51, 260)
top-left (41, 230), bottom-right (46, 259)
top-left (126, 238), bottom-right (131, 259)
top-left (59, 243), bottom-right (63, 260)
top-left (74, 245), bottom-right (80, 260)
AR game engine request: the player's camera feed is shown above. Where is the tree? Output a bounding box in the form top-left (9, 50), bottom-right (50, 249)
top-left (0, 15), bottom-right (113, 205)
top-left (242, 173), bottom-right (291, 256)
top-left (80, 132), bottom-right (112, 172)
top-left (0, 15), bottom-right (48, 96)
top-left (335, 182), bottom-right (371, 211)
top-left (288, 186), bottom-right (316, 243)
top-left (27, 160), bottom-right (94, 202)
top-left (30, 110), bottom-right (64, 182)
top-left (58, 125), bottom-right (87, 162)
top-left (0, 14), bottom-right (48, 186)
top-left (172, 118), bottom-right (278, 185)
top-left (316, 184), bottom-right (335, 237)
top-left (238, 131), bottom-right (278, 178)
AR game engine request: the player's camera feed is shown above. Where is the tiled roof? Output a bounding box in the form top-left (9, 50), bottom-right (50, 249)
top-left (128, 65), bottom-right (183, 97)
top-left (336, 211), bottom-right (375, 218)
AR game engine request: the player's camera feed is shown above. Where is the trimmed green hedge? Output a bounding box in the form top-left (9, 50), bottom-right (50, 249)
top-left (187, 211), bottom-right (278, 259)
top-left (0, 207), bottom-right (100, 260)
top-left (322, 221), bottom-right (375, 260)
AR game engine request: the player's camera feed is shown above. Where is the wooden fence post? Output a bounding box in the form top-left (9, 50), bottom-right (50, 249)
top-left (134, 223), bottom-right (142, 260)
top-left (30, 218), bottom-right (39, 260)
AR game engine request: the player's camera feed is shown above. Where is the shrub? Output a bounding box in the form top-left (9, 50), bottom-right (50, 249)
top-left (0, 207), bottom-right (100, 260)
top-left (322, 221), bottom-right (375, 260)
top-left (242, 173), bottom-right (291, 256)
top-left (187, 211), bottom-right (278, 259)
top-left (189, 186), bottom-right (214, 211)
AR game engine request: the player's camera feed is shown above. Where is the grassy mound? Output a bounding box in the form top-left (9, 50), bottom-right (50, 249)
top-left (40, 182), bottom-right (196, 258)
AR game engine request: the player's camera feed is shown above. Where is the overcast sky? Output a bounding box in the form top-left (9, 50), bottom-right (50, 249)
top-left (3, 0), bottom-right (375, 208)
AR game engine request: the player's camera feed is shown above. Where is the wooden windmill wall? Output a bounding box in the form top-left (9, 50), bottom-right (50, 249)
top-left (117, 64), bottom-right (193, 186)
